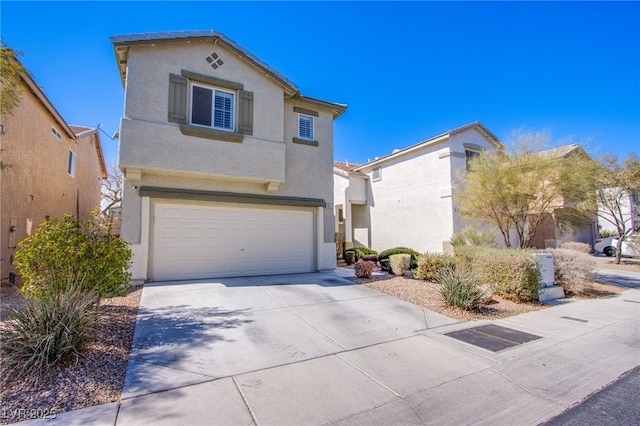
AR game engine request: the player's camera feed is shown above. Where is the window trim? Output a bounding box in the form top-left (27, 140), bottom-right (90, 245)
top-left (298, 114), bottom-right (314, 141)
top-left (189, 82), bottom-right (236, 132)
top-left (67, 149), bottom-right (77, 178)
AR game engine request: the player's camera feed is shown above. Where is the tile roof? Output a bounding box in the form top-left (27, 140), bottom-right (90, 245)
top-left (355, 121), bottom-right (503, 170)
top-left (534, 144), bottom-right (583, 160)
top-left (110, 30), bottom-right (298, 92)
top-left (334, 161), bottom-right (367, 177)
top-left (110, 31), bottom-right (347, 117)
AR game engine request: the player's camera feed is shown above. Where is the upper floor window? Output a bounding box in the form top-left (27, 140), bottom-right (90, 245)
top-left (298, 114), bottom-right (314, 140)
top-left (168, 71), bottom-right (253, 142)
top-left (191, 84), bottom-right (235, 131)
top-left (51, 126), bottom-right (61, 141)
top-left (67, 150), bottom-right (77, 177)
top-left (465, 149), bottom-right (480, 171)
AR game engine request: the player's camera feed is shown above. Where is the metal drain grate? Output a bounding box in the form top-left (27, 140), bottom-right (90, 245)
top-left (445, 324), bottom-right (542, 352)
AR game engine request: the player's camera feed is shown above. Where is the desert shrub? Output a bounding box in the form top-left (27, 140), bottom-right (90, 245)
top-left (0, 283), bottom-right (99, 379)
top-left (378, 247), bottom-right (420, 261)
top-left (354, 260), bottom-right (376, 278)
top-left (539, 248), bottom-right (594, 295)
top-left (389, 254), bottom-right (411, 276)
top-left (344, 247), bottom-right (378, 262)
top-left (450, 227), bottom-right (497, 248)
top-left (436, 266), bottom-right (484, 310)
top-left (455, 247), bottom-right (540, 302)
top-left (559, 242), bottom-right (592, 254)
top-left (14, 213), bottom-right (132, 300)
top-left (415, 252), bottom-right (457, 282)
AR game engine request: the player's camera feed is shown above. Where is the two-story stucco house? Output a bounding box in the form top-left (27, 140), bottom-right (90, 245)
top-left (111, 31), bottom-right (346, 282)
top-left (334, 122), bottom-right (503, 255)
top-left (0, 54), bottom-right (107, 283)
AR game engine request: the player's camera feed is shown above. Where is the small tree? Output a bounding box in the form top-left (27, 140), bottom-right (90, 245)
top-left (1, 46), bottom-right (27, 171)
top-left (0, 46), bottom-right (26, 117)
top-left (591, 154), bottom-right (640, 264)
top-left (101, 162), bottom-right (122, 216)
top-left (14, 211), bottom-right (132, 299)
top-left (456, 133), bottom-right (594, 249)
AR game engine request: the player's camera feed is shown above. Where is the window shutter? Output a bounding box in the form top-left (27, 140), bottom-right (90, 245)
top-left (238, 90), bottom-right (253, 135)
top-left (168, 74), bottom-right (187, 123)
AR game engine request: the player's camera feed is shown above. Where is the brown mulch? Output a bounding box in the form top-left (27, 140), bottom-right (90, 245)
top-left (0, 285), bottom-right (141, 424)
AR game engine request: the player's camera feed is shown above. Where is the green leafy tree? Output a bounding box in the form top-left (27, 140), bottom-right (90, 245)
top-left (0, 46), bottom-right (26, 117)
top-left (455, 133), bottom-right (594, 249)
top-left (14, 211), bottom-right (132, 299)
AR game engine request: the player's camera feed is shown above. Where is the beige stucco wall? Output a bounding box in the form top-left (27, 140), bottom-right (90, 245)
top-left (355, 127), bottom-right (500, 254)
top-left (117, 40), bottom-right (339, 279)
top-left (0, 84), bottom-right (103, 281)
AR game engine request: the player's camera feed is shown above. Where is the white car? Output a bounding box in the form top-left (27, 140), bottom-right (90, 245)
top-left (611, 233), bottom-right (640, 257)
top-left (593, 236), bottom-right (616, 257)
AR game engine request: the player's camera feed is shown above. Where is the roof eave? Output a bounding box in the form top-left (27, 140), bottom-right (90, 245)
top-left (111, 31), bottom-right (299, 95)
top-left (20, 72), bottom-right (76, 139)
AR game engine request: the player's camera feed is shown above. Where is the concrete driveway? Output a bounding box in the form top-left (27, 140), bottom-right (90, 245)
top-left (106, 271), bottom-right (640, 426)
top-left (117, 272), bottom-right (461, 423)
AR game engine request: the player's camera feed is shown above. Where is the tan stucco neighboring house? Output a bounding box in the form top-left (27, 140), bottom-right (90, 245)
top-left (0, 58), bottom-right (107, 282)
top-left (111, 31), bottom-right (346, 281)
top-left (528, 144), bottom-right (598, 248)
top-left (334, 122), bottom-right (503, 255)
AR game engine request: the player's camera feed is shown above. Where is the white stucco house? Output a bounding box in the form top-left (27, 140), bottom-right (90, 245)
top-left (334, 122), bottom-right (503, 254)
top-left (111, 31), bottom-right (346, 281)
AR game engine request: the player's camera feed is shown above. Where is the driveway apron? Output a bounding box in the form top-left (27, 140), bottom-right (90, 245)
top-left (121, 273), bottom-right (457, 401)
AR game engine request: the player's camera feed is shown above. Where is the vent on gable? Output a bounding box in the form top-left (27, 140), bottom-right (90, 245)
top-left (372, 167), bottom-right (382, 181)
top-left (205, 52), bottom-right (224, 69)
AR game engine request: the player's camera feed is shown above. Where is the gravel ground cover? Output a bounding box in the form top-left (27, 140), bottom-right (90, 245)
top-left (0, 286), bottom-right (141, 424)
top-left (0, 255), bottom-right (634, 423)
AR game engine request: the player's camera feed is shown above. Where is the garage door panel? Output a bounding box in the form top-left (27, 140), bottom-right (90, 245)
top-left (152, 204), bottom-right (313, 281)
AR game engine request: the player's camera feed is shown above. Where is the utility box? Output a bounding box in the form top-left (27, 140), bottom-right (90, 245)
top-left (535, 253), bottom-right (555, 287)
top-left (534, 253), bottom-right (565, 302)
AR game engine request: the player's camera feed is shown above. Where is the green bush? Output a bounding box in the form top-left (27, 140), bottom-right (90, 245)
top-left (455, 247), bottom-right (540, 302)
top-left (451, 227), bottom-right (497, 248)
top-left (344, 247), bottom-right (378, 262)
top-left (436, 266), bottom-right (484, 310)
top-left (415, 252), bottom-right (457, 282)
top-left (378, 247), bottom-right (419, 260)
top-left (14, 213), bottom-right (132, 300)
top-left (0, 283), bottom-right (99, 379)
top-left (389, 254), bottom-right (411, 276)
top-left (354, 260), bottom-right (376, 278)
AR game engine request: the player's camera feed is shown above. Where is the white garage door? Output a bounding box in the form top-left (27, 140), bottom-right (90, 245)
top-left (152, 203), bottom-right (314, 281)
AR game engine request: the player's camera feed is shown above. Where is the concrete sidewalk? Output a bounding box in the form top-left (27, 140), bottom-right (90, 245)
top-left (21, 272), bottom-right (640, 426)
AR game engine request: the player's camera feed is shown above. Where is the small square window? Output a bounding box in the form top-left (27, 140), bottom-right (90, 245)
top-left (372, 167), bottom-right (382, 181)
top-left (298, 114), bottom-right (314, 140)
top-left (51, 126), bottom-right (61, 141)
top-left (67, 150), bottom-right (77, 177)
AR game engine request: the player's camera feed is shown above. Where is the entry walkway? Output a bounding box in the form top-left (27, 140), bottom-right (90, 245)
top-left (21, 270), bottom-right (640, 425)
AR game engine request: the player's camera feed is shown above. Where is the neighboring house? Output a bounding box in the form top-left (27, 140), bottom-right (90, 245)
top-left (528, 144), bottom-right (598, 249)
top-left (111, 31), bottom-right (346, 282)
top-left (334, 122), bottom-right (503, 254)
top-left (0, 58), bottom-right (107, 283)
top-left (597, 188), bottom-right (639, 236)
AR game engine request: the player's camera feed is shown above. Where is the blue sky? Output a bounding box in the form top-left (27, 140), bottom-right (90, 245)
top-left (2, 1), bottom-right (639, 167)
